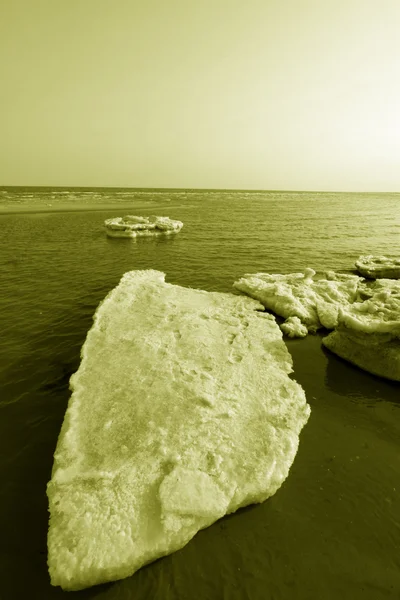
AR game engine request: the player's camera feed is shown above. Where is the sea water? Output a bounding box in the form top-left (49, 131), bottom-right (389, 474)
top-left (1, 188), bottom-right (399, 599)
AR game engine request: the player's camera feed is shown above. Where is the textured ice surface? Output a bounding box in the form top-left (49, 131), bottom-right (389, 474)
top-left (47, 270), bottom-right (310, 591)
top-left (322, 278), bottom-right (400, 380)
top-left (233, 269), bottom-right (361, 335)
top-left (337, 279), bottom-right (400, 334)
top-left (280, 316), bottom-right (308, 338)
top-left (234, 267), bottom-right (400, 377)
top-left (104, 215), bottom-right (183, 238)
top-left (355, 255), bottom-right (400, 279)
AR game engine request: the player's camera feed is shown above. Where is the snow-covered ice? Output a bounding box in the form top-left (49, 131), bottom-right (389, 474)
top-left (233, 269), bottom-right (361, 336)
top-left (355, 255), bottom-right (400, 279)
top-left (322, 278), bottom-right (400, 381)
top-left (104, 215), bottom-right (183, 238)
top-left (47, 270), bottom-right (310, 591)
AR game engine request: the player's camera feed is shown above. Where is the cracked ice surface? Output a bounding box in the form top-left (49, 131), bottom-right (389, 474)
top-left (104, 215), bottom-right (183, 238)
top-left (47, 270), bottom-right (310, 591)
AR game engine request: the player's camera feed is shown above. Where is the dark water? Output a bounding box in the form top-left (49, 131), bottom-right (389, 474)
top-left (1, 189), bottom-right (400, 599)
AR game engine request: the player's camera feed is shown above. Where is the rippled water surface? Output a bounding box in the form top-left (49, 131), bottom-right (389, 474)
top-left (1, 188), bottom-right (400, 599)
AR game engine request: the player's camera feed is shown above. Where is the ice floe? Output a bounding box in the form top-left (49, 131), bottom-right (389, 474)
top-left (355, 255), bottom-right (400, 279)
top-left (47, 270), bottom-right (310, 590)
top-left (104, 215), bottom-right (183, 238)
top-left (322, 278), bottom-right (400, 381)
top-left (233, 269), bottom-right (362, 335)
top-left (234, 267), bottom-right (400, 379)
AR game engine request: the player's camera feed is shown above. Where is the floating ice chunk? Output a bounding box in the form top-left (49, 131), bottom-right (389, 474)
top-left (151, 216), bottom-right (182, 231)
top-left (47, 270), bottom-right (310, 591)
top-left (355, 255), bottom-right (400, 280)
top-left (355, 255), bottom-right (400, 279)
top-left (280, 316), bottom-right (308, 338)
top-left (233, 270), bottom-right (362, 334)
top-left (104, 215), bottom-right (183, 238)
top-left (322, 279), bottom-right (400, 380)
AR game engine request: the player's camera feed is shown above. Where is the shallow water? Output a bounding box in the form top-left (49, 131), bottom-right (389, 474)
top-left (1, 189), bottom-right (400, 599)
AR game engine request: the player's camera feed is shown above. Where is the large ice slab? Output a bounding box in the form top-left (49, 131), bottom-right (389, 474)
top-left (47, 270), bottom-right (310, 591)
top-left (233, 269), bottom-right (362, 335)
top-left (322, 279), bottom-right (400, 381)
top-left (104, 215), bottom-right (183, 238)
top-left (355, 255), bottom-right (400, 279)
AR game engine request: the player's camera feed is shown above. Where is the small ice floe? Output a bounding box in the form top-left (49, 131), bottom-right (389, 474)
top-left (280, 316), bottom-right (308, 338)
top-left (234, 265), bottom-right (400, 379)
top-left (104, 215), bottom-right (183, 238)
top-left (355, 255), bottom-right (400, 279)
top-left (322, 278), bottom-right (400, 381)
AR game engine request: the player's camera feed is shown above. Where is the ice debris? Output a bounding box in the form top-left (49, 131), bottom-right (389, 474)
top-left (47, 270), bottom-right (310, 591)
top-left (355, 255), bottom-right (400, 279)
top-left (322, 278), bottom-right (400, 381)
top-left (104, 215), bottom-right (183, 238)
top-left (233, 268), bottom-right (362, 336)
top-left (280, 316), bottom-right (308, 338)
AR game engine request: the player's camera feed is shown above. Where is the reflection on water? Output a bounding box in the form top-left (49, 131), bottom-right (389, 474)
top-left (323, 343), bottom-right (400, 408)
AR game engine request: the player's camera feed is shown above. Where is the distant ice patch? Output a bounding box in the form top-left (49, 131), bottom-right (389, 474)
top-left (47, 270), bottom-right (310, 591)
top-left (104, 215), bottom-right (183, 238)
top-left (355, 255), bottom-right (400, 279)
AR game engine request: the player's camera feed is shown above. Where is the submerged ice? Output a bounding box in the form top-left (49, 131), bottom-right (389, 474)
top-left (104, 215), bottom-right (183, 238)
top-left (47, 270), bottom-right (310, 591)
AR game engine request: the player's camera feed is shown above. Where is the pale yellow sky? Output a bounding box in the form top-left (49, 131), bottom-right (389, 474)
top-left (1, 0), bottom-right (399, 190)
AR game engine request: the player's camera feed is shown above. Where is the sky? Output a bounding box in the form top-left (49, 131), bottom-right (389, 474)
top-left (1, 0), bottom-right (400, 191)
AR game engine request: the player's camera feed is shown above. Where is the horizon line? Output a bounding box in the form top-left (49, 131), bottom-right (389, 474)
top-left (0, 185), bottom-right (399, 194)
